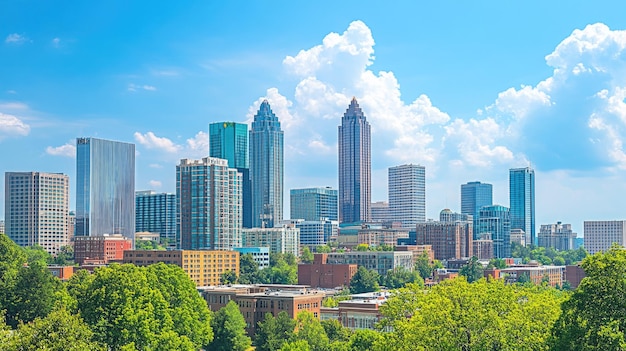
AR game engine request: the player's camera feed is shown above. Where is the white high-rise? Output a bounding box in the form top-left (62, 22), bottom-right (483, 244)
top-left (4, 172), bottom-right (70, 255)
top-left (584, 220), bottom-right (626, 254)
top-left (388, 164), bottom-right (425, 228)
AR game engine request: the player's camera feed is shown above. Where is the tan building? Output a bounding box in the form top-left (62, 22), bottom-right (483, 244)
top-left (500, 264), bottom-right (565, 287)
top-left (74, 234), bottom-right (133, 265)
top-left (201, 284), bottom-right (324, 336)
top-left (357, 228), bottom-right (409, 247)
top-left (123, 249), bottom-right (239, 287)
top-left (321, 291), bottom-right (390, 331)
top-left (473, 233), bottom-right (494, 260)
top-left (326, 251), bottom-right (414, 276)
top-left (395, 244), bottom-right (434, 263)
top-left (298, 253), bottom-right (358, 289)
top-left (538, 222), bottom-right (577, 251)
top-left (416, 221), bottom-right (473, 260)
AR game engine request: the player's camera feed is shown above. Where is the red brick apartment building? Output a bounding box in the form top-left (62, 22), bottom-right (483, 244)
top-left (74, 234), bottom-right (132, 264)
top-left (298, 253), bottom-right (358, 289)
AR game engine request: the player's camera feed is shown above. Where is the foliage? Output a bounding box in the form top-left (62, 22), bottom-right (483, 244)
top-left (280, 339), bottom-right (312, 351)
top-left (238, 253), bottom-right (264, 284)
top-left (377, 278), bottom-right (567, 351)
top-left (321, 319), bottom-right (351, 343)
top-left (255, 311), bottom-right (296, 351)
top-left (380, 266), bottom-right (424, 289)
top-left (487, 257), bottom-right (508, 269)
top-left (300, 247), bottom-right (314, 264)
top-left (349, 329), bottom-right (382, 351)
top-left (355, 244), bottom-right (369, 251)
top-left (459, 256), bottom-right (484, 283)
top-left (0, 234), bottom-right (27, 318)
top-left (316, 245), bottom-right (332, 253)
top-left (268, 252), bottom-right (298, 284)
top-left (220, 270), bottom-right (238, 284)
top-left (209, 300), bottom-right (251, 351)
top-left (23, 245), bottom-right (51, 265)
top-left (349, 266), bottom-right (380, 294)
top-left (511, 242), bottom-right (587, 265)
top-left (550, 245), bottom-right (626, 350)
top-left (290, 311), bottom-right (330, 351)
top-left (414, 252), bottom-right (442, 279)
top-left (322, 296), bottom-right (339, 308)
top-left (51, 245), bottom-right (74, 265)
top-left (135, 239), bottom-right (166, 250)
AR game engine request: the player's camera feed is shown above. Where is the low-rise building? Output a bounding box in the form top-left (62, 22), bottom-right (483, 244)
top-left (395, 244), bottom-right (434, 263)
top-left (298, 253), bottom-right (358, 289)
top-left (500, 264), bottom-right (565, 287)
top-left (565, 264), bottom-right (586, 289)
top-left (242, 225), bottom-right (300, 257)
top-left (326, 251), bottom-right (414, 276)
top-left (357, 228), bottom-right (409, 248)
top-left (74, 234), bottom-right (133, 265)
top-left (234, 247), bottom-right (270, 269)
top-left (321, 291), bottom-right (390, 331)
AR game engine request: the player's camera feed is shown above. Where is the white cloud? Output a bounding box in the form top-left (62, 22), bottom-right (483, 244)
top-left (444, 118), bottom-right (515, 167)
top-left (247, 88), bottom-right (297, 130)
top-left (134, 132), bottom-right (181, 153)
top-left (45, 143), bottom-right (76, 158)
top-left (185, 131), bottom-right (208, 157)
top-left (5, 33), bottom-right (28, 44)
top-left (142, 85), bottom-right (157, 91)
top-left (149, 180), bottom-right (162, 188)
top-left (149, 163), bottom-right (163, 169)
top-left (51, 37), bottom-right (60, 48)
top-left (0, 102), bottom-right (28, 110)
top-left (0, 113), bottom-right (30, 138)
top-left (128, 83), bottom-right (157, 92)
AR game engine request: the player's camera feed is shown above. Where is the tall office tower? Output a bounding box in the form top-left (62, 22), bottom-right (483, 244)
top-left (177, 157), bottom-right (242, 250)
top-left (477, 205), bottom-right (511, 258)
top-left (461, 181), bottom-right (492, 238)
top-left (389, 164), bottom-right (425, 228)
top-left (75, 137), bottom-right (135, 239)
top-left (416, 221), bottom-right (473, 261)
top-left (509, 167), bottom-right (535, 246)
top-left (338, 97), bottom-right (371, 224)
top-left (135, 190), bottom-right (176, 249)
top-left (538, 222), bottom-right (577, 251)
top-left (290, 187), bottom-right (338, 221)
top-left (210, 122), bottom-right (252, 228)
top-left (584, 220), bottom-right (626, 254)
top-left (4, 172), bottom-right (69, 255)
top-left (250, 100), bottom-right (283, 228)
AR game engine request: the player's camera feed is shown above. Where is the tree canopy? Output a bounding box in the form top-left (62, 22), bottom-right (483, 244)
top-left (350, 266), bottom-right (380, 294)
top-left (208, 300), bottom-right (251, 351)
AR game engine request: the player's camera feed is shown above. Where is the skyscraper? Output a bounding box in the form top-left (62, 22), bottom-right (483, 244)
top-left (177, 157), bottom-right (241, 250)
top-left (389, 164), bottom-right (425, 228)
top-left (509, 167), bottom-right (535, 246)
top-left (461, 181), bottom-right (492, 238)
top-left (338, 97), bottom-right (371, 224)
top-left (250, 100), bottom-right (283, 228)
top-left (477, 205), bottom-right (511, 258)
top-left (4, 172), bottom-right (69, 255)
top-left (75, 137), bottom-right (135, 239)
top-left (290, 187), bottom-right (338, 221)
top-left (209, 121), bottom-right (252, 228)
top-left (135, 190), bottom-right (176, 249)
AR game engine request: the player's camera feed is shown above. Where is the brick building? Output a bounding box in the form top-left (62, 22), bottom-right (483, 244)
top-left (74, 234), bottom-right (133, 265)
top-left (298, 253), bottom-right (358, 289)
top-left (416, 221), bottom-right (473, 260)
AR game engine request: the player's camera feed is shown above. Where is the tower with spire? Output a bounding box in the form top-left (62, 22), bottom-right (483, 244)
top-left (338, 97), bottom-right (371, 224)
top-left (250, 100), bottom-right (284, 228)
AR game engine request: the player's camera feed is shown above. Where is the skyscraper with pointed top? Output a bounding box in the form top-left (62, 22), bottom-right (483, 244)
top-left (250, 100), bottom-right (284, 228)
top-left (338, 97), bottom-right (371, 224)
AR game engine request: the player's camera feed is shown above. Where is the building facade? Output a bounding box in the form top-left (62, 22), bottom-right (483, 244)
top-left (290, 219), bottom-right (338, 249)
top-left (370, 201), bottom-right (391, 223)
top-left (74, 234), bottom-right (133, 264)
top-left (439, 208), bottom-right (472, 223)
top-left (415, 221), bottom-right (473, 261)
top-left (538, 222), bottom-right (577, 251)
top-left (509, 167), bottom-right (535, 245)
top-left (242, 225), bottom-right (300, 257)
top-left (357, 228), bottom-right (409, 248)
top-left (461, 181), bottom-right (492, 239)
top-left (388, 164), bottom-right (425, 228)
top-left (75, 137), bottom-right (135, 239)
top-left (477, 205), bottom-right (511, 258)
top-left (4, 172), bottom-right (70, 255)
top-left (298, 253), bottom-right (358, 289)
top-left (584, 220), bottom-right (626, 254)
top-left (135, 190), bottom-right (176, 249)
top-left (250, 100), bottom-right (284, 228)
top-left (233, 247), bottom-right (270, 269)
top-left (176, 157), bottom-right (242, 250)
top-left (338, 98), bottom-right (371, 224)
top-left (325, 251), bottom-right (414, 276)
top-left (209, 122), bottom-right (252, 228)
top-left (290, 187), bottom-right (338, 221)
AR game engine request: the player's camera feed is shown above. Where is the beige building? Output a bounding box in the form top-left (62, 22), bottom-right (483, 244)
top-left (500, 264), bottom-right (565, 287)
top-left (416, 221), bottom-right (473, 261)
top-left (584, 220), bottom-right (626, 254)
top-left (242, 224), bottom-right (300, 257)
top-left (538, 222), bottom-right (577, 251)
top-left (123, 249), bottom-right (239, 286)
top-left (326, 251), bottom-right (414, 276)
top-left (321, 291), bottom-right (391, 331)
top-left (357, 228), bottom-right (409, 247)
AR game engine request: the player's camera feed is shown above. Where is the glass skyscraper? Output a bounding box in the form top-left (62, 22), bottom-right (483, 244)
top-left (461, 181), bottom-right (493, 238)
top-left (290, 187), bottom-right (338, 221)
top-left (509, 167), bottom-right (535, 246)
top-left (135, 190), bottom-right (176, 249)
top-left (176, 157), bottom-right (242, 250)
top-left (477, 205), bottom-right (511, 258)
top-left (209, 121), bottom-right (252, 228)
top-left (249, 100), bottom-right (283, 228)
top-left (75, 137), bottom-right (135, 239)
top-left (389, 164), bottom-right (425, 228)
top-left (338, 97), bottom-right (371, 224)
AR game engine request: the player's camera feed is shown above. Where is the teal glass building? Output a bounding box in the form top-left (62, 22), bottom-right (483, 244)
top-left (477, 205), bottom-right (511, 258)
top-left (250, 100), bottom-right (283, 228)
top-left (209, 121), bottom-right (252, 228)
top-left (461, 181), bottom-right (493, 238)
top-left (135, 190), bottom-right (176, 249)
top-left (290, 187), bottom-right (338, 221)
top-left (75, 137), bottom-right (135, 239)
top-left (509, 167), bottom-right (535, 246)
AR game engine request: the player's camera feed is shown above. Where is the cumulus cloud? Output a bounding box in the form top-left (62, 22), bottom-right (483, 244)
top-left (134, 132), bottom-right (181, 153)
top-left (5, 33), bottom-right (28, 44)
top-left (46, 143), bottom-right (76, 157)
top-left (185, 131), bottom-right (208, 157)
top-left (0, 112), bottom-right (30, 138)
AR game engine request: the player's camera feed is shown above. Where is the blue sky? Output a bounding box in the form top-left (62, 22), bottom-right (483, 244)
top-left (3, 1), bottom-right (626, 235)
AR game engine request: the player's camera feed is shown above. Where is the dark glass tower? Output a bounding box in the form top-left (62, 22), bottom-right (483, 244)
top-left (209, 122), bottom-right (252, 228)
top-left (338, 97), bottom-right (371, 224)
top-left (509, 167), bottom-right (535, 246)
top-left (250, 100), bottom-right (284, 228)
top-left (461, 181), bottom-right (493, 238)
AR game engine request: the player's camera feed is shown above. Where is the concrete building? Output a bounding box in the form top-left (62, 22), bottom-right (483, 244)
top-left (338, 98), bottom-right (371, 224)
top-left (510, 228), bottom-right (526, 247)
top-left (74, 234), bottom-right (133, 265)
top-left (123, 249), bottom-right (239, 287)
top-left (321, 291), bottom-right (390, 331)
top-left (461, 181), bottom-right (492, 239)
top-left (395, 244), bottom-right (435, 264)
top-left (538, 222), bottom-right (577, 251)
top-left (298, 253), bottom-right (358, 289)
top-left (473, 233), bottom-right (494, 260)
top-left (477, 205), bottom-right (511, 258)
top-left (388, 164), bottom-right (425, 228)
top-left (234, 247), bottom-right (270, 269)
top-left (0, 220), bottom-right (4, 234)
top-left (288, 219), bottom-right (338, 249)
top-left (290, 187), bottom-right (338, 222)
top-left (416, 221), bottom-right (473, 261)
top-left (584, 220), bottom-right (626, 254)
top-left (4, 172), bottom-right (70, 255)
top-left (370, 201), bottom-right (391, 223)
top-left (177, 157), bottom-right (242, 250)
top-left (135, 190), bottom-right (176, 250)
top-left (439, 208), bottom-right (472, 224)
top-left (242, 225), bottom-right (300, 257)
top-left (357, 227), bottom-right (409, 248)
top-left (75, 137), bottom-right (135, 239)
top-left (326, 251), bottom-right (414, 276)
top-left (509, 167), bottom-right (535, 245)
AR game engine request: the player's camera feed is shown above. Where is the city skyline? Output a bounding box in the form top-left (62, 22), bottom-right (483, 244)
top-left (2, 2), bottom-right (626, 235)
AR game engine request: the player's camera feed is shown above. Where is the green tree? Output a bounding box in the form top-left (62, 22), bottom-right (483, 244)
top-left (0, 234), bottom-right (27, 320)
top-left (459, 256), bottom-right (484, 283)
top-left (238, 253), bottom-right (260, 284)
top-left (23, 245), bottom-right (51, 265)
top-left (291, 311), bottom-right (330, 351)
top-left (349, 329), bottom-right (382, 351)
top-left (255, 311), bottom-right (296, 351)
top-left (270, 253), bottom-right (298, 284)
top-left (355, 244), bottom-right (370, 252)
top-left (220, 270), bottom-right (238, 284)
top-left (316, 245), bottom-right (332, 253)
top-left (550, 245), bottom-right (626, 350)
top-left (209, 300), bottom-right (251, 351)
top-left (487, 258), bottom-right (507, 269)
top-left (135, 239), bottom-right (165, 250)
top-left (301, 247), bottom-right (314, 264)
top-left (380, 267), bottom-right (424, 289)
top-left (322, 319), bottom-right (351, 342)
top-left (350, 266), bottom-right (380, 294)
top-left (52, 245), bottom-right (74, 265)
top-left (281, 339), bottom-right (312, 351)
top-left (553, 256), bottom-right (566, 266)
top-left (414, 252), bottom-right (436, 279)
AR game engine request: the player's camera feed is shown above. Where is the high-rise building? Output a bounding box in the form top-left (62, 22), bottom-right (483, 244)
top-left (370, 201), bottom-right (392, 223)
top-left (477, 205), bottom-right (511, 258)
top-left (584, 220), bottom-right (626, 254)
top-left (389, 164), bottom-right (425, 228)
top-left (290, 187), bottom-right (338, 221)
top-left (461, 181), bottom-right (492, 238)
top-left (416, 221), bottom-right (473, 261)
top-left (135, 190), bottom-right (176, 250)
top-left (538, 222), bottom-right (577, 251)
top-left (509, 167), bottom-right (535, 245)
top-left (338, 97), bottom-right (371, 224)
top-left (176, 157), bottom-right (242, 250)
top-left (209, 122), bottom-right (252, 228)
top-left (250, 100), bottom-right (283, 228)
top-left (4, 172), bottom-right (69, 255)
top-left (75, 137), bottom-right (135, 239)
